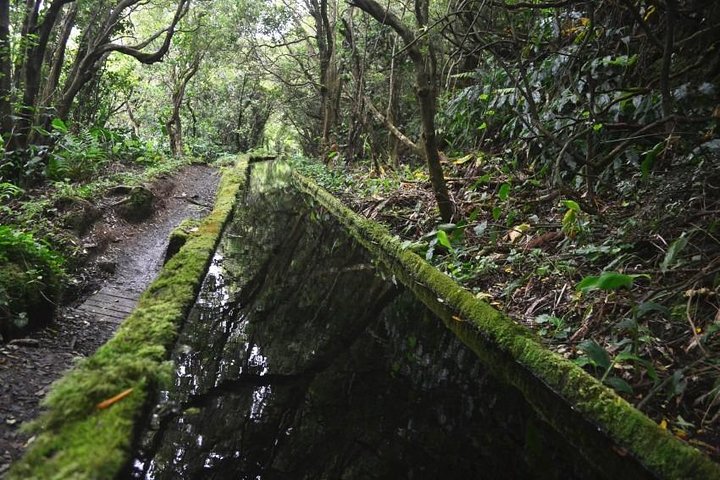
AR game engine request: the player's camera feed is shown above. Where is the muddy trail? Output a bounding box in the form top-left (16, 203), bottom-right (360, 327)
top-left (0, 164), bottom-right (221, 475)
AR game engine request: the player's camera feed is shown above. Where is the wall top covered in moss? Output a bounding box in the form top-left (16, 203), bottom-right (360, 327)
top-left (9, 157), bottom-right (248, 480)
top-left (291, 170), bottom-right (720, 480)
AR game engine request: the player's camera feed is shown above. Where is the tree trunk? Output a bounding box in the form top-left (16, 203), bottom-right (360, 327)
top-left (351, 0), bottom-right (453, 222)
top-left (8, 0), bottom-right (75, 152)
top-left (340, 9), bottom-right (367, 163)
top-left (166, 55), bottom-right (202, 157)
top-left (41, 4), bottom-right (77, 108)
top-left (387, 36), bottom-right (401, 168)
top-left (166, 115), bottom-right (183, 157)
top-left (235, 75), bottom-right (248, 152)
top-left (125, 102), bottom-right (141, 137)
top-left (0, 0), bottom-right (11, 134)
top-left (310, 0), bottom-right (340, 149)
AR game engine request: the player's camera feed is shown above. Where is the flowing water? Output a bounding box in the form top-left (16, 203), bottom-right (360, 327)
top-left (129, 162), bottom-right (643, 479)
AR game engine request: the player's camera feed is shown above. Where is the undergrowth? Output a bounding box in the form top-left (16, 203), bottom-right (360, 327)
top-left (291, 152), bottom-right (720, 460)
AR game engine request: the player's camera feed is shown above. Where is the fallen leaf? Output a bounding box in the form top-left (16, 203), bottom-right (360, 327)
top-left (526, 231), bottom-right (565, 250)
top-left (97, 388), bottom-right (134, 410)
top-left (508, 223), bottom-right (531, 243)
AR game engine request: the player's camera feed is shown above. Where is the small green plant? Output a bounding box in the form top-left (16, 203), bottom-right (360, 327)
top-left (561, 199), bottom-right (588, 239)
top-left (533, 314), bottom-right (571, 340)
top-left (0, 182), bottom-right (24, 202)
top-left (47, 129), bottom-right (109, 181)
top-left (660, 232), bottom-right (690, 272)
top-left (575, 339), bottom-right (657, 395)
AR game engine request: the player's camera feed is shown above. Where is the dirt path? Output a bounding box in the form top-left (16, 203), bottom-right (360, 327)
top-left (0, 164), bottom-right (221, 475)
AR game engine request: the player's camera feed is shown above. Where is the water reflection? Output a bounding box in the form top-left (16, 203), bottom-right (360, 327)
top-left (130, 162), bottom-right (619, 479)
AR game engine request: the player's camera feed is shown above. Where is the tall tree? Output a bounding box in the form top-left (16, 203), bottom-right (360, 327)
top-left (3, 0), bottom-right (76, 153)
top-left (351, 0), bottom-right (453, 222)
top-left (307, 0), bottom-right (341, 149)
top-left (165, 52), bottom-right (202, 156)
top-left (55, 0), bottom-right (192, 121)
top-left (0, 0), bottom-right (11, 134)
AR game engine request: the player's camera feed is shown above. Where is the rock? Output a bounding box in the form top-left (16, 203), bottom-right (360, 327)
top-left (106, 185), bottom-right (135, 196)
top-left (114, 186), bottom-right (156, 223)
top-left (60, 198), bottom-right (102, 235)
top-left (97, 257), bottom-right (117, 274)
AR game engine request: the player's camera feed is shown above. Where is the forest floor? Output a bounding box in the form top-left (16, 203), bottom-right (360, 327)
top-left (293, 151), bottom-right (720, 461)
top-left (0, 164), bottom-right (220, 475)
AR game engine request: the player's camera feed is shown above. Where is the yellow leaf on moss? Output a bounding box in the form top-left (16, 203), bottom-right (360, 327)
top-left (96, 388), bottom-right (134, 410)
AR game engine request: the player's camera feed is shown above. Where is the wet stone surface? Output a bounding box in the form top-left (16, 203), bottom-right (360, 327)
top-left (129, 162), bottom-right (607, 480)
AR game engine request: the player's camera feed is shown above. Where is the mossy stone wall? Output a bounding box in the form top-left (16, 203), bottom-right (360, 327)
top-left (8, 158), bottom-right (248, 480)
top-left (291, 171), bottom-right (720, 480)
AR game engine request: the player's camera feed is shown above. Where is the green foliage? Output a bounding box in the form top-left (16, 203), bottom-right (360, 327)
top-left (575, 340), bottom-right (633, 395)
top-left (0, 226), bottom-right (64, 284)
top-left (47, 130), bottom-right (108, 182)
top-left (661, 232), bottom-right (689, 273)
top-left (533, 314), bottom-right (571, 340)
top-left (561, 199), bottom-right (589, 239)
top-left (45, 126), bottom-right (163, 182)
top-left (0, 226), bottom-right (65, 338)
top-left (0, 183), bottom-right (24, 202)
top-left (577, 271), bottom-right (644, 292)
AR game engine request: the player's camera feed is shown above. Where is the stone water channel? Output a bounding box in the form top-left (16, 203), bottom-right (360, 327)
top-left (127, 162), bottom-right (645, 479)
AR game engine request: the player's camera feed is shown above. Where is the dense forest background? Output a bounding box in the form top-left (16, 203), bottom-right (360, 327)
top-left (1, 0), bottom-right (719, 458)
top-left (1, 1), bottom-right (718, 192)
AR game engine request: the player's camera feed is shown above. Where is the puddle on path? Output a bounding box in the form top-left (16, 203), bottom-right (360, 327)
top-left (128, 162), bottom-right (629, 479)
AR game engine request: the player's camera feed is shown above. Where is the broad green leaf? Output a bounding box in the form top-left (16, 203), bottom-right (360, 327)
top-left (436, 230), bottom-right (452, 250)
top-left (604, 376), bottom-right (634, 394)
top-left (614, 352), bottom-right (643, 363)
top-left (562, 199), bottom-right (581, 212)
top-left (577, 271), bottom-right (635, 292)
top-left (498, 183), bottom-right (511, 201)
top-left (578, 339), bottom-right (611, 370)
top-left (661, 233), bottom-right (688, 272)
top-left (51, 118), bottom-right (68, 133)
top-left (641, 142), bottom-right (663, 178)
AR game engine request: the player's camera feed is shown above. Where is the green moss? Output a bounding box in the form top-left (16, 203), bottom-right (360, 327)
top-left (164, 218), bottom-right (202, 264)
top-left (292, 171), bottom-right (720, 480)
top-left (9, 157), bottom-right (248, 480)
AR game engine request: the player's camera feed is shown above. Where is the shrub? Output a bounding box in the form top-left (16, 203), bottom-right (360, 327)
top-left (0, 226), bottom-right (65, 340)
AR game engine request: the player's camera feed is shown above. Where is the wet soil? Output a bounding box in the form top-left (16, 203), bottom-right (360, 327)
top-left (0, 164), bottom-right (221, 476)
